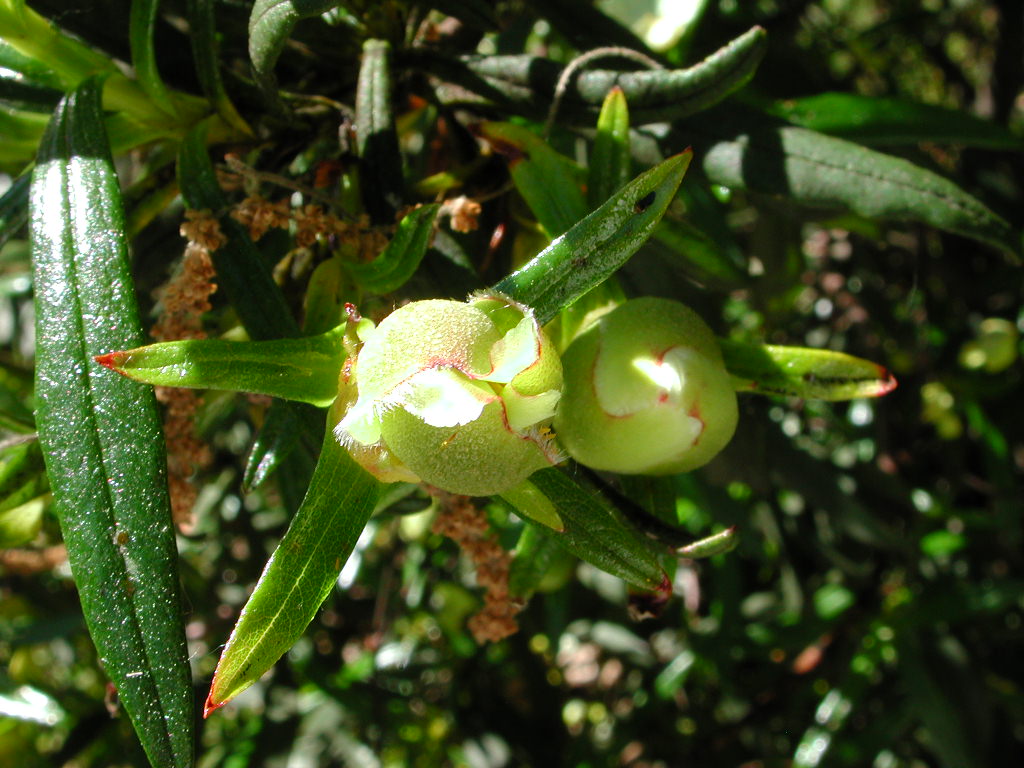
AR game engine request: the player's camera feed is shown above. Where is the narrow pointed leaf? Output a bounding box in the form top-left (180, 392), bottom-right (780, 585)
top-left (29, 79), bottom-right (192, 768)
top-left (687, 107), bottom-right (1019, 255)
top-left (588, 86), bottom-right (631, 210)
top-left (721, 340), bottom-right (898, 400)
top-left (130, 0), bottom-right (176, 116)
top-left (509, 522), bottom-right (565, 599)
top-left (476, 122), bottom-right (586, 238)
top-left (346, 203), bottom-right (440, 293)
top-left (249, 0), bottom-right (338, 101)
top-left (493, 151), bottom-right (692, 324)
top-left (356, 38), bottom-right (404, 222)
top-left (206, 409), bottom-right (382, 713)
top-left (96, 325), bottom-right (346, 407)
top-left (502, 468), bottom-right (668, 593)
top-left (770, 92), bottom-right (1024, 149)
top-left (426, 25), bottom-right (766, 125)
top-left (243, 400), bottom-right (322, 491)
top-left (186, 0), bottom-right (251, 135)
top-left (677, 526), bottom-right (739, 558)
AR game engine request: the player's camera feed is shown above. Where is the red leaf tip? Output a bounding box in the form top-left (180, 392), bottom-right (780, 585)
top-left (203, 689), bottom-right (225, 719)
top-left (94, 351), bottom-right (126, 371)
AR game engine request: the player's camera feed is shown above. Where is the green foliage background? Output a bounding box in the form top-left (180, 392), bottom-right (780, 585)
top-left (1, 1), bottom-right (1022, 767)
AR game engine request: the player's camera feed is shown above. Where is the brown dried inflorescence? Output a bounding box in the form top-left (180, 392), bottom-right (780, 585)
top-left (441, 195), bottom-right (481, 233)
top-left (430, 490), bottom-right (521, 643)
top-left (231, 195), bottom-right (291, 242)
top-left (151, 210), bottom-right (221, 532)
top-left (0, 544), bottom-right (67, 575)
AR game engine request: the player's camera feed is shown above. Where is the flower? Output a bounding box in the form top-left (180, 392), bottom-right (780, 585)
top-left (334, 294), bottom-right (562, 495)
top-left (554, 297), bottom-right (738, 475)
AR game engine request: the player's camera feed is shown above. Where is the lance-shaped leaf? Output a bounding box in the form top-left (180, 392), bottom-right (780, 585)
top-left (720, 340), bottom-right (898, 400)
top-left (186, 0), bottom-right (251, 135)
top-left (248, 0), bottom-right (338, 102)
top-left (475, 121), bottom-right (586, 238)
top-left (130, 0), bottom-right (176, 116)
top-left (769, 92), bottom-right (1024, 150)
top-left (685, 106), bottom-right (1019, 255)
top-left (423, 26), bottom-right (766, 126)
top-left (205, 402), bottom-right (382, 714)
top-left (356, 38), bottom-right (404, 222)
top-left (493, 151), bottom-right (692, 325)
top-left (502, 467), bottom-right (668, 593)
top-left (588, 86), bottom-right (632, 210)
top-left (29, 79), bottom-right (192, 768)
top-left (345, 203), bottom-right (440, 294)
top-left (96, 325), bottom-right (347, 407)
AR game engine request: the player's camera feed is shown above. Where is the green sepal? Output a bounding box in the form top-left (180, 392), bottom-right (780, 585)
top-left (502, 468), bottom-right (668, 593)
top-left (205, 401), bottom-right (383, 714)
top-left (96, 325), bottom-right (347, 408)
top-left (493, 151), bottom-right (692, 325)
top-left (721, 340), bottom-right (898, 400)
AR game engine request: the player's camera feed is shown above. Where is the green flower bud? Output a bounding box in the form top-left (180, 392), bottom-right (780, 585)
top-left (334, 294), bottom-right (563, 495)
top-left (554, 297), bottom-right (738, 475)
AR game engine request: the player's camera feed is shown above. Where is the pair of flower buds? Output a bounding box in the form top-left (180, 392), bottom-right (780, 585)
top-left (334, 294), bottom-right (738, 496)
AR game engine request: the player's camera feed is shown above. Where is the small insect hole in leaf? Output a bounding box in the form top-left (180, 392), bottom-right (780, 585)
top-left (634, 192), bottom-right (656, 213)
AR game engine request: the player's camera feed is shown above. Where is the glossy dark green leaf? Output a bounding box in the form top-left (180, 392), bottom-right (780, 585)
top-left (186, 0), bottom-right (251, 135)
top-left (96, 325), bottom-right (346, 407)
top-left (129, 0), bottom-right (176, 115)
top-left (29, 78), bottom-right (192, 768)
top-left (588, 86), bottom-right (631, 210)
top-left (502, 468), bottom-right (668, 593)
top-left (770, 92), bottom-right (1024, 149)
top-left (248, 0), bottom-right (338, 101)
top-left (493, 151), bottom-right (692, 325)
top-left (205, 404), bottom-right (382, 714)
top-left (356, 38), bottom-right (403, 222)
top-left (721, 340), bottom-right (898, 400)
top-left (427, 26), bottom-right (766, 126)
top-left (476, 121), bottom-right (586, 238)
top-left (177, 120), bottom-right (300, 340)
top-left (508, 522), bottom-right (564, 599)
top-left (242, 400), bottom-right (323, 491)
top-left (346, 203), bottom-right (440, 293)
top-left (686, 106), bottom-right (1019, 255)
